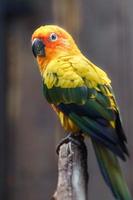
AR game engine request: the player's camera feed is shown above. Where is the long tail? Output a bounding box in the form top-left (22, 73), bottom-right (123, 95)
top-left (92, 140), bottom-right (132, 200)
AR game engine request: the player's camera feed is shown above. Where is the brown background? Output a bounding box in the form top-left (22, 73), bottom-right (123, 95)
top-left (0, 0), bottom-right (133, 199)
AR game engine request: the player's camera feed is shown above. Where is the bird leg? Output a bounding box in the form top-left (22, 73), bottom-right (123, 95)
top-left (56, 132), bottom-right (84, 154)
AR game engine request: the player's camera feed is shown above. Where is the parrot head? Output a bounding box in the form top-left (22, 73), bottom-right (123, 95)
top-left (31, 25), bottom-right (80, 72)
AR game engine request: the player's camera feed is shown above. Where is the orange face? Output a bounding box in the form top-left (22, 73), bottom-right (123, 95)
top-left (31, 25), bottom-right (80, 72)
top-left (32, 29), bottom-right (67, 50)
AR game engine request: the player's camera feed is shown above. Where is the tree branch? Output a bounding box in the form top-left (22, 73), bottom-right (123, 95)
top-left (52, 135), bottom-right (89, 200)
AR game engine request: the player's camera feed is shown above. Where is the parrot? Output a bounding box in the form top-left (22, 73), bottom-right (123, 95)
top-left (31, 25), bottom-right (132, 200)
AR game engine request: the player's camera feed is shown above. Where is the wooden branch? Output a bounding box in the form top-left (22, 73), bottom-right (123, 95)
top-left (52, 135), bottom-right (89, 200)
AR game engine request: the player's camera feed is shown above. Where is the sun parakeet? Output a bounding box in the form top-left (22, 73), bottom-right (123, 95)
top-left (31, 25), bottom-right (132, 200)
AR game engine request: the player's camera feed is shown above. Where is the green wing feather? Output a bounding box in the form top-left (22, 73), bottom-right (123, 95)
top-left (43, 84), bottom-right (89, 104)
top-left (43, 83), bottom-right (128, 158)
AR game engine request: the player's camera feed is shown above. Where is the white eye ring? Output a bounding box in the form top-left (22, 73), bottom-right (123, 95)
top-left (49, 33), bottom-right (58, 42)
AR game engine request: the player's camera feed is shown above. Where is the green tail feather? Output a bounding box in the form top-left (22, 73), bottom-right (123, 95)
top-left (92, 140), bottom-right (132, 200)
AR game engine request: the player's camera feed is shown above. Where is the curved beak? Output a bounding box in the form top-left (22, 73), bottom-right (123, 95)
top-left (32, 38), bottom-right (45, 57)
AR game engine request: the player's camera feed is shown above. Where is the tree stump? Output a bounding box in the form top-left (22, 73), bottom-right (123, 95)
top-left (52, 135), bottom-right (88, 200)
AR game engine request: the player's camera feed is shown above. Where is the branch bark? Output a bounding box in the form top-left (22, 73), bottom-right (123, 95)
top-left (52, 136), bottom-right (88, 200)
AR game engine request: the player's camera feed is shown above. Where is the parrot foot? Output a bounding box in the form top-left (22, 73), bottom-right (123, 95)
top-left (56, 132), bottom-right (84, 155)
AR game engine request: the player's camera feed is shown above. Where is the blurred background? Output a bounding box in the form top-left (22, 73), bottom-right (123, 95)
top-left (0, 0), bottom-right (133, 199)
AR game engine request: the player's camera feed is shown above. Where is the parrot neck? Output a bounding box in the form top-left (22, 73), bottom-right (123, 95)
top-left (37, 47), bottom-right (81, 75)
top-left (37, 56), bottom-right (48, 74)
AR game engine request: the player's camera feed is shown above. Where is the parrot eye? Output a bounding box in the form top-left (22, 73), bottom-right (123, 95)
top-left (49, 33), bottom-right (58, 42)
